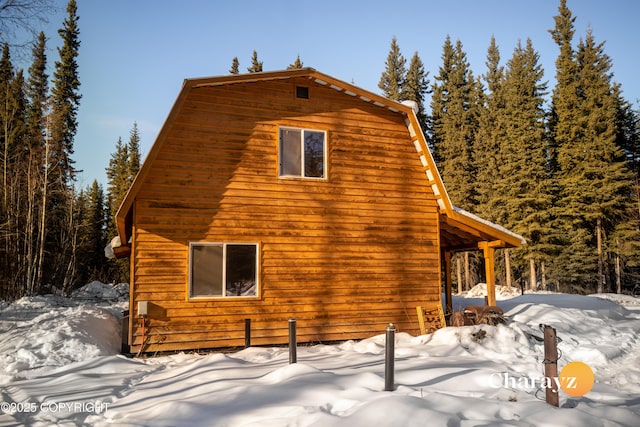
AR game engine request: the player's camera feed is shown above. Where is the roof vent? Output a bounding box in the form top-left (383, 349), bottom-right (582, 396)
top-left (400, 100), bottom-right (419, 114)
top-left (296, 86), bottom-right (309, 99)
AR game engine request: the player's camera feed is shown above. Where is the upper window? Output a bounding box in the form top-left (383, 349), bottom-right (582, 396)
top-left (189, 242), bottom-right (258, 299)
top-left (279, 127), bottom-right (326, 179)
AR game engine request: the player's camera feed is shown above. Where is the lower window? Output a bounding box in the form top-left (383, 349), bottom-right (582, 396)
top-left (189, 243), bottom-right (258, 298)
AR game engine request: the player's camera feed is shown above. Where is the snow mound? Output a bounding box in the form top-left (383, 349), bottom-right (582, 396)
top-left (0, 285), bottom-right (639, 426)
top-left (0, 293), bottom-right (123, 384)
top-left (462, 283), bottom-right (522, 300)
top-left (71, 280), bottom-right (129, 302)
top-left (589, 292), bottom-right (640, 309)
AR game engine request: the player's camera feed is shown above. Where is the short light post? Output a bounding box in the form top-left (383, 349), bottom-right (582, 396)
top-left (385, 323), bottom-right (396, 391)
top-left (289, 318), bottom-right (297, 364)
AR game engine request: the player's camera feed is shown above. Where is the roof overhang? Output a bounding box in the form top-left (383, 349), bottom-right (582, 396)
top-left (440, 207), bottom-right (526, 251)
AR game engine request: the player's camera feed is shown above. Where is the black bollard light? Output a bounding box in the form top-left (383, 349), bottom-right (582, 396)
top-left (385, 323), bottom-right (396, 391)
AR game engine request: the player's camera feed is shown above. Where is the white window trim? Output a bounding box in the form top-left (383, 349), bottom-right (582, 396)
top-left (188, 242), bottom-right (260, 300)
top-left (278, 126), bottom-right (328, 179)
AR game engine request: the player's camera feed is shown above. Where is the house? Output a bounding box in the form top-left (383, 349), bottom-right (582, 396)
top-left (114, 68), bottom-right (524, 354)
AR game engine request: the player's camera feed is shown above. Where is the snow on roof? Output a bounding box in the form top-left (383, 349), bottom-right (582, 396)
top-left (453, 205), bottom-right (527, 246)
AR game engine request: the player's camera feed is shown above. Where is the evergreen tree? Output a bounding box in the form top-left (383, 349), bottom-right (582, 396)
top-left (567, 29), bottom-right (634, 292)
top-left (105, 123), bottom-right (141, 282)
top-left (76, 180), bottom-right (106, 285)
top-left (401, 51), bottom-right (430, 130)
top-left (106, 136), bottom-right (129, 228)
top-left (26, 33), bottom-right (48, 151)
top-left (430, 37), bottom-right (480, 210)
top-left (127, 121), bottom-right (140, 178)
top-left (498, 39), bottom-right (552, 290)
top-left (430, 36), bottom-right (483, 292)
top-left (287, 54), bottom-right (303, 70)
top-left (229, 56), bottom-right (239, 74)
top-left (50, 0), bottom-right (80, 185)
top-left (378, 36), bottom-right (406, 101)
top-left (45, 0), bottom-right (81, 290)
top-left (23, 32), bottom-right (49, 295)
top-left (247, 50), bottom-right (263, 73)
top-left (1, 43), bottom-right (16, 209)
top-left (475, 36), bottom-right (505, 223)
top-left (547, 0), bottom-right (580, 290)
top-left (475, 37), bottom-right (517, 288)
top-left (612, 95), bottom-right (640, 292)
top-left (549, 1), bottom-right (635, 292)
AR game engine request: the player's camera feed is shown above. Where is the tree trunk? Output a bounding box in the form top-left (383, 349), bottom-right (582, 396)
top-left (456, 255), bottom-right (463, 294)
top-left (615, 238), bottom-right (622, 294)
top-left (504, 249), bottom-right (512, 289)
top-left (464, 252), bottom-right (470, 291)
top-left (35, 133), bottom-right (50, 293)
top-left (529, 257), bottom-right (536, 291)
top-left (596, 217), bottom-right (604, 294)
top-left (541, 261), bottom-right (547, 291)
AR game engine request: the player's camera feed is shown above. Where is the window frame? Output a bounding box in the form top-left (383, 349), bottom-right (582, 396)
top-left (278, 126), bottom-right (327, 180)
top-left (188, 242), bottom-right (260, 300)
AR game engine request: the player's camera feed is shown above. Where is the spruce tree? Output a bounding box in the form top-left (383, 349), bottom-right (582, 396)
top-left (378, 36), bottom-right (406, 101)
top-left (287, 54), bottom-right (303, 70)
top-left (25, 32), bottom-right (49, 295)
top-left (547, 0), bottom-right (581, 290)
top-left (430, 37), bottom-right (483, 291)
top-left (550, 1), bottom-right (635, 292)
top-left (127, 122), bottom-right (141, 177)
top-left (106, 136), bottom-right (129, 228)
top-left (401, 51), bottom-right (430, 130)
top-left (562, 29), bottom-right (634, 292)
top-left (475, 36), bottom-right (505, 222)
top-left (1, 43), bottom-right (15, 210)
top-left (76, 180), bottom-right (106, 285)
top-left (430, 36), bottom-right (454, 163)
top-left (229, 57), bottom-right (239, 74)
top-left (430, 37), bottom-right (480, 210)
top-left (498, 39), bottom-right (552, 290)
top-left (50, 0), bottom-right (80, 185)
top-left (611, 94), bottom-right (640, 292)
top-left (247, 50), bottom-right (263, 73)
top-left (46, 0), bottom-right (81, 289)
top-left (106, 123), bottom-right (141, 282)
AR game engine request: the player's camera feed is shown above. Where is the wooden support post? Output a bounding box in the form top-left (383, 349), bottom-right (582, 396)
top-left (543, 325), bottom-right (559, 407)
top-left (479, 242), bottom-right (497, 306)
top-left (443, 250), bottom-right (453, 315)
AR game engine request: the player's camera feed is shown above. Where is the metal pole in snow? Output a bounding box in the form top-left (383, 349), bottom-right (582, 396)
top-left (245, 318), bottom-right (251, 348)
top-left (385, 323), bottom-right (396, 391)
top-left (289, 318), bottom-right (297, 364)
top-left (542, 325), bottom-right (559, 407)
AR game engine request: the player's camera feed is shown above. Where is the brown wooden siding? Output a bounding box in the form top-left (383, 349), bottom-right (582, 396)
top-left (129, 77), bottom-right (442, 353)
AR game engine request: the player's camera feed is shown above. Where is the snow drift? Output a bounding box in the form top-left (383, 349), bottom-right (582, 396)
top-left (0, 282), bottom-right (638, 426)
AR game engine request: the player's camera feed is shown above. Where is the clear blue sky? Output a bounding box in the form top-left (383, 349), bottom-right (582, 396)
top-left (33, 0), bottom-right (640, 187)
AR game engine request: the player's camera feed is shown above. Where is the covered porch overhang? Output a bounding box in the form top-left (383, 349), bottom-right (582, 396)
top-left (439, 207), bottom-right (526, 313)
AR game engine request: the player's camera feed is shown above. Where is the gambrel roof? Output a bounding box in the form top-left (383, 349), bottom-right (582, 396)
top-left (115, 68), bottom-right (524, 254)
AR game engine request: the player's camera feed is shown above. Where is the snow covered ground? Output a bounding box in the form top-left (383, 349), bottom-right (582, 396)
top-left (0, 282), bottom-right (639, 426)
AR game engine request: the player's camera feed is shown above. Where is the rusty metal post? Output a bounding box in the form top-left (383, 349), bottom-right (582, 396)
top-left (288, 318), bottom-right (297, 364)
top-left (245, 318), bottom-right (251, 348)
top-left (385, 323), bottom-right (396, 391)
top-left (543, 325), bottom-right (559, 407)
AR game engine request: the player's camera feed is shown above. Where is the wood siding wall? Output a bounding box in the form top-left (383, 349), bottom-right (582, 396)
top-left (130, 77), bottom-right (442, 353)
